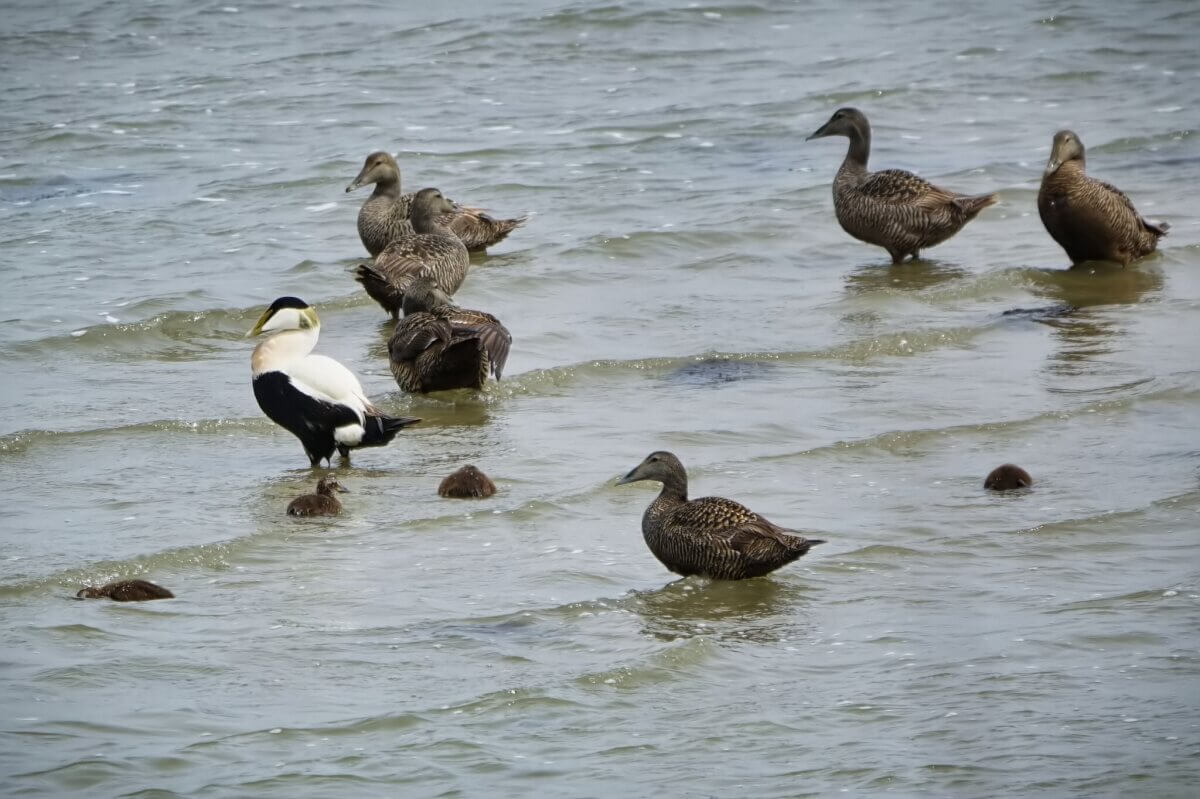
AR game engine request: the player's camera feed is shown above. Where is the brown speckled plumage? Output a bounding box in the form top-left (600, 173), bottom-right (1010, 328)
top-left (808, 108), bottom-right (996, 263)
top-left (354, 188), bottom-right (470, 318)
top-left (438, 465), bottom-right (497, 498)
top-left (346, 151), bottom-right (525, 255)
top-left (617, 451), bottom-right (825, 580)
top-left (387, 276), bottom-right (511, 393)
top-left (287, 475), bottom-right (347, 516)
top-left (1038, 130), bottom-right (1168, 267)
top-left (984, 464), bottom-right (1033, 491)
top-left (77, 579), bottom-right (174, 601)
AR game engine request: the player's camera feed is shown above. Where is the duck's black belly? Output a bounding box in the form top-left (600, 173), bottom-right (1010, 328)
top-left (253, 371), bottom-right (359, 462)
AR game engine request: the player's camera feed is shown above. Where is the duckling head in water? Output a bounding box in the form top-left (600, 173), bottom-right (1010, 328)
top-left (316, 475), bottom-right (348, 496)
top-left (438, 465), bottom-right (497, 498)
top-left (76, 579), bottom-right (174, 602)
top-left (984, 464), bottom-right (1033, 491)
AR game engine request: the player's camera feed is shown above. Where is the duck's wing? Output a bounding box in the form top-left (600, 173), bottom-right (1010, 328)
top-left (448, 205), bottom-right (528, 252)
top-left (1093, 178), bottom-right (1169, 235)
top-left (388, 313), bottom-right (453, 363)
top-left (672, 496), bottom-right (817, 555)
top-left (859, 168), bottom-right (957, 207)
top-left (282, 354), bottom-right (371, 418)
top-left (445, 307), bottom-right (512, 379)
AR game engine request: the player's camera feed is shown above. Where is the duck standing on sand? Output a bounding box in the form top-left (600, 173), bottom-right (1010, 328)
top-left (247, 297), bottom-right (419, 466)
top-left (617, 451), bottom-right (825, 580)
top-left (1038, 130), bottom-right (1169, 266)
top-left (287, 475), bottom-right (348, 516)
top-left (355, 188), bottom-right (471, 318)
top-left (807, 107), bottom-right (996, 263)
top-left (346, 151), bottom-right (525, 255)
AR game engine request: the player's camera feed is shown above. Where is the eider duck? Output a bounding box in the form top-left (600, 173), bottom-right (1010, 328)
top-left (354, 188), bottom-right (470, 319)
top-left (387, 275), bottom-right (511, 393)
top-left (807, 107), bottom-right (997, 263)
top-left (77, 579), bottom-right (174, 601)
top-left (287, 475), bottom-right (348, 516)
top-left (1038, 130), bottom-right (1169, 266)
top-left (346, 151), bottom-right (525, 255)
top-left (617, 451), bottom-right (826, 580)
top-left (438, 465), bottom-right (497, 498)
top-left (247, 296), bottom-right (419, 466)
top-left (984, 464), bottom-right (1033, 491)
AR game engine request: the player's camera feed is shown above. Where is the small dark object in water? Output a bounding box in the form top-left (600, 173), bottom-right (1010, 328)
top-left (984, 464), bottom-right (1033, 491)
top-left (76, 579), bottom-right (174, 602)
top-left (666, 358), bottom-right (773, 388)
top-left (617, 451), bottom-right (825, 580)
top-left (1001, 304), bottom-right (1076, 322)
top-left (438, 465), bottom-right (497, 498)
top-left (287, 475), bottom-right (348, 516)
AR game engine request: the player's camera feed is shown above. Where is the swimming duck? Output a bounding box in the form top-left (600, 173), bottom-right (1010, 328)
top-left (77, 579), bottom-right (174, 601)
top-left (247, 296), bottom-right (419, 466)
top-left (984, 464), bottom-right (1033, 491)
top-left (617, 451), bottom-right (826, 580)
top-left (346, 151), bottom-right (526, 255)
top-left (287, 475), bottom-right (348, 516)
top-left (807, 108), bottom-right (996, 263)
top-left (387, 275), bottom-right (511, 393)
top-left (355, 188), bottom-right (470, 318)
top-left (1038, 130), bottom-right (1169, 266)
top-left (438, 465), bottom-right (497, 498)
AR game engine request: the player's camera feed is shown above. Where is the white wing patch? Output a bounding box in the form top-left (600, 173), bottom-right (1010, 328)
top-left (283, 354), bottom-right (371, 421)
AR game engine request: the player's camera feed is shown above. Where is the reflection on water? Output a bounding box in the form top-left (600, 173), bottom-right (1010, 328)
top-left (844, 259), bottom-right (970, 295)
top-left (626, 576), bottom-right (814, 644)
top-left (662, 357), bottom-right (776, 388)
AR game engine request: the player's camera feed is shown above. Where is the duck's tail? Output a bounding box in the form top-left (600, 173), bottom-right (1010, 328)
top-left (355, 263), bottom-right (407, 318)
top-left (953, 192), bottom-right (998, 219)
top-left (359, 413), bottom-right (420, 448)
top-left (1143, 217), bottom-right (1170, 237)
top-left (451, 208), bottom-right (528, 253)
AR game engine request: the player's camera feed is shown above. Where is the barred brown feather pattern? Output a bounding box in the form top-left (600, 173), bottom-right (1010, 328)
top-left (355, 220), bottom-right (469, 318)
top-left (387, 303), bottom-right (510, 393)
top-left (1038, 161), bottom-right (1167, 266)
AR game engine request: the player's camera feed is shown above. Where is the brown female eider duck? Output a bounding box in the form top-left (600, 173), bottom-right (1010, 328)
top-left (617, 451), bottom-right (825, 580)
top-left (984, 464), bottom-right (1033, 491)
top-left (247, 296), bottom-right (420, 466)
top-left (387, 276), bottom-right (511, 393)
top-left (807, 108), bottom-right (996, 263)
top-left (346, 151), bottom-right (525, 255)
top-left (287, 475), bottom-right (348, 516)
top-left (77, 579), bottom-right (174, 601)
top-left (438, 465), bottom-right (497, 498)
top-left (354, 188), bottom-right (470, 318)
top-left (1038, 130), bottom-right (1169, 266)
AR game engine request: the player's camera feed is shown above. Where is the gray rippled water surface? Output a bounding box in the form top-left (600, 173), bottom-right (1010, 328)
top-left (2, 0), bottom-right (1199, 796)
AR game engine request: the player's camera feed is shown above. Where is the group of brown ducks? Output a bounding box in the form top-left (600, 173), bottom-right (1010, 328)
top-left (78, 109), bottom-right (1167, 601)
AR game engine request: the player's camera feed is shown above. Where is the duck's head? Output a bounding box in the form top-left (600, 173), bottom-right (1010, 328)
top-left (317, 475), bottom-right (349, 495)
top-left (617, 450), bottom-right (686, 486)
top-left (807, 107), bottom-right (870, 141)
top-left (410, 187), bottom-right (456, 217)
top-left (1044, 130), bottom-right (1084, 177)
top-left (438, 465), bottom-right (497, 498)
top-left (246, 297), bottom-right (319, 337)
top-left (346, 151), bottom-right (400, 192)
top-left (401, 275), bottom-right (454, 316)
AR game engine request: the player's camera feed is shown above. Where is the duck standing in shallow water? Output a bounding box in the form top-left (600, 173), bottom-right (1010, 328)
top-left (1038, 130), bottom-right (1169, 266)
top-left (355, 188), bottom-right (470, 318)
top-left (807, 108), bottom-right (996, 263)
top-left (287, 475), bottom-right (348, 516)
top-left (387, 276), bottom-right (511, 393)
top-left (617, 451), bottom-right (825, 580)
top-left (247, 297), bottom-right (419, 466)
top-left (346, 151), bottom-right (525, 255)
top-left (77, 579), bottom-right (174, 601)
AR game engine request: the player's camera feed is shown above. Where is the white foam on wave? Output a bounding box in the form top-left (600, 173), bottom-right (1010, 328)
top-left (194, 196), bottom-right (226, 203)
top-left (305, 202), bottom-right (338, 213)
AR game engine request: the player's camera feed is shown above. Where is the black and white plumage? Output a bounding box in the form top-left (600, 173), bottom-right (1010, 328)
top-left (807, 107), bottom-right (996, 263)
top-left (247, 297), bottom-right (419, 466)
top-left (354, 188), bottom-right (471, 319)
top-left (345, 151), bottom-right (526, 255)
top-left (617, 451), bottom-right (826, 580)
top-left (1038, 130), bottom-right (1169, 266)
top-left (386, 276), bottom-right (511, 393)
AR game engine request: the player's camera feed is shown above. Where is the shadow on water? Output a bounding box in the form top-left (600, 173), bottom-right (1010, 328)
top-left (662, 357), bottom-right (776, 388)
top-left (843, 258), bottom-right (970, 295)
top-left (625, 576), bottom-right (815, 644)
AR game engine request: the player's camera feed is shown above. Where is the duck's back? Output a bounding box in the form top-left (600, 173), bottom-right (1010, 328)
top-left (375, 231), bottom-right (469, 295)
top-left (358, 193), bottom-right (416, 256)
top-left (1038, 166), bottom-right (1166, 265)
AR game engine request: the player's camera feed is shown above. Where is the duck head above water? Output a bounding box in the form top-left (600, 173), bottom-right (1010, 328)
top-left (1044, 130), bottom-right (1085, 177)
top-left (617, 450), bottom-right (689, 497)
top-left (807, 107), bottom-right (871, 142)
top-left (401, 275), bottom-right (454, 316)
top-left (316, 475), bottom-right (349, 496)
top-left (346, 151), bottom-right (401, 192)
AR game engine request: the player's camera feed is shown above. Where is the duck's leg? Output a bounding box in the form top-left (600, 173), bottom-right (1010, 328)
top-left (887, 247), bottom-right (904, 264)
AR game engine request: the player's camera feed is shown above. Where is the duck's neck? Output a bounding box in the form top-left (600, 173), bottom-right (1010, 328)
top-left (839, 122), bottom-right (871, 178)
top-left (411, 206), bottom-right (449, 235)
top-left (655, 474), bottom-right (688, 504)
top-left (371, 168), bottom-right (401, 200)
top-left (1045, 159), bottom-right (1086, 190)
top-left (251, 325), bottom-right (319, 375)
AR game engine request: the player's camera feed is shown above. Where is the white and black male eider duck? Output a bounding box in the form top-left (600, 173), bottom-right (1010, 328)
top-left (247, 297), bottom-right (419, 466)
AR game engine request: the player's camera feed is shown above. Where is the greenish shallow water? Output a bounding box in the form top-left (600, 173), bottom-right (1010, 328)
top-left (1, 0), bottom-right (1199, 796)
